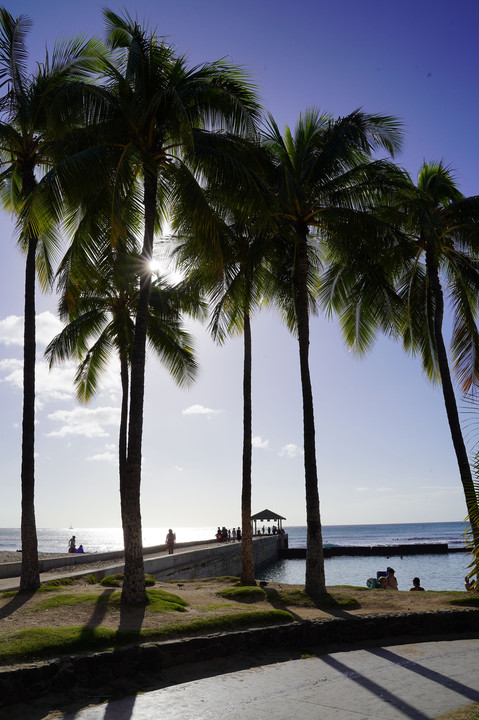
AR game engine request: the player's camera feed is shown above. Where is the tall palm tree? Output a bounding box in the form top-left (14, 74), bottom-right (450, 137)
top-left (0, 8), bottom-right (99, 590)
top-left (176, 206), bottom-right (274, 586)
top-left (396, 164), bottom-right (479, 551)
top-left (261, 109), bottom-right (402, 598)
top-left (45, 239), bottom-right (202, 520)
top-left (321, 161), bottom-right (479, 556)
top-left (62, 10), bottom-right (261, 603)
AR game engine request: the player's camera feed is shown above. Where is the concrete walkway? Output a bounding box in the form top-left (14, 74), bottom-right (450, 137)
top-left (46, 638), bottom-right (479, 720)
top-left (0, 538), bottom-right (242, 592)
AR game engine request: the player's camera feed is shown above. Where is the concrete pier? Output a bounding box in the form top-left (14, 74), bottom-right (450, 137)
top-left (0, 534), bottom-right (287, 586)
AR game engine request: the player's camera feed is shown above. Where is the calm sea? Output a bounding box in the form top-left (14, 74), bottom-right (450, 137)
top-left (260, 522), bottom-right (471, 592)
top-left (0, 521), bottom-right (471, 592)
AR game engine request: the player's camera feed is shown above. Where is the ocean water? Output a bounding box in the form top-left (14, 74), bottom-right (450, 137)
top-left (0, 526), bottom-right (218, 554)
top-left (0, 521), bottom-right (472, 592)
top-left (259, 522), bottom-right (471, 592)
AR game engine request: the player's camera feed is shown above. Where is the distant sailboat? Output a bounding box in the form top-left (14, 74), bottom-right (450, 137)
top-left (69, 525), bottom-right (73, 530)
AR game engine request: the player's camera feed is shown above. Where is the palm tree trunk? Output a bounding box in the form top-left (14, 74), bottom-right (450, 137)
top-left (427, 249), bottom-right (479, 551)
top-left (122, 171), bottom-right (157, 605)
top-left (296, 228), bottom-right (326, 598)
top-left (20, 170), bottom-right (39, 591)
top-left (241, 309), bottom-right (255, 585)
top-left (119, 354), bottom-right (130, 567)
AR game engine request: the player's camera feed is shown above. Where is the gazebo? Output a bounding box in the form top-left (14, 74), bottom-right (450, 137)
top-left (251, 509), bottom-right (286, 535)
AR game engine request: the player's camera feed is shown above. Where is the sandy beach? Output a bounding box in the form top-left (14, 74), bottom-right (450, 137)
top-left (0, 551), bottom-right (65, 563)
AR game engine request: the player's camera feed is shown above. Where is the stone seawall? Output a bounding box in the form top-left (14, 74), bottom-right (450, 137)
top-left (0, 535), bottom-right (285, 583)
top-left (281, 543), bottom-right (461, 559)
top-left (144, 535), bottom-right (284, 581)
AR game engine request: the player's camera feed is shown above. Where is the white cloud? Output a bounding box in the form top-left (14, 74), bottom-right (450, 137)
top-left (182, 404), bottom-right (223, 416)
top-left (46, 406), bottom-right (120, 438)
top-left (356, 487), bottom-right (370, 493)
top-left (0, 357), bottom-right (76, 403)
top-left (252, 436), bottom-right (269, 449)
top-left (174, 466), bottom-right (184, 472)
top-left (376, 487), bottom-right (394, 493)
top-left (86, 451), bottom-right (116, 462)
top-left (279, 443), bottom-right (303, 458)
top-left (0, 312), bottom-right (63, 347)
top-left (0, 352), bottom-right (121, 406)
top-left (0, 316), bottom-right (23, 346)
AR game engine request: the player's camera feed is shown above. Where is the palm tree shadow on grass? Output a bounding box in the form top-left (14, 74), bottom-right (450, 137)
top-left (264, 587), bottom-right (359, 620)
top-left (100, 592), bottom-right (146, 720)
top-left (78, 589), bottom-right (115, 643)
top-left (0, 589), bottom-right (36, 619)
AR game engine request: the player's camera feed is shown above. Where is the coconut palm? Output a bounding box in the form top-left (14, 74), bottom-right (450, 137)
top-left (176, 202), bottom-right (275, 585)
top-left (59, 10), bottom-right (261, 603)
top-left (46, 236), bottom-right (202, 529)
top-left (261, 109), bottom-right (403, 598)
top-left (395, 164), bottom-right (479, 552)
top-left (321, 161), bottom-right (479, 558)
top-left (0, 8), bottom-right (100, 590)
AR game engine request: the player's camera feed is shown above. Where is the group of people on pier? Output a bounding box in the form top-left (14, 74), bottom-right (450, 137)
top-left (256, 525), bottom-right (285, 535)
top-left (216, 526), bottom-right (241, 542)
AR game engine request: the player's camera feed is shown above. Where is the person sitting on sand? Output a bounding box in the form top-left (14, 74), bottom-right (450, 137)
top-left (76, 545), bottom-right (84, 554)
top-left (378, 576), bottom-right (388, 589)
top-left (386, 566), bottom-right (398, 590)
top-left (410, 576), bottom-right (425, 591)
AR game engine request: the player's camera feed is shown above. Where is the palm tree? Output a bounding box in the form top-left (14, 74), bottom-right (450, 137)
top-left (176, 206), bottom-right (274, 586)
top-left (0, 9), bottom-right (99, 590)
top-left (45, 238), bottom-right (202, 531)
top-left (261, 109), bottom-right (402, 598)
top-left (396, 164), bottom-right (479, 551)
top-left (62, 10), bottom-right (261, 603)
top-left (321, 161), bottom-right (479, 557)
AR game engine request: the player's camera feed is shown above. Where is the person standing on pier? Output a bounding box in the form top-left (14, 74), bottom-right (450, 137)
top-left (166, 529), bottom-right (176, 554)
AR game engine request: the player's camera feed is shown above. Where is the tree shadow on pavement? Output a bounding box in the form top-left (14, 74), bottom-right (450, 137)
top-left (320, 652), bottom-right (431, 720)
top-left (369, 647), bottom-right (479, 703)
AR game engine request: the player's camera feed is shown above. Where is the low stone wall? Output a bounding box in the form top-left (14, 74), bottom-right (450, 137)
top-left (0, 536), bottom-right (285, 583)
top-left (1, 608), bottom-right (478, 708)
top-left (281, 543), bottom-right (457, 559)
top-left (145, 535), bottom-right (283, 581)
top-left (0, 539), bottom-right (219, 580)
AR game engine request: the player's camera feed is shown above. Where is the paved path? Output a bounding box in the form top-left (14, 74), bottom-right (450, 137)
top-left (47, 638), bottom-right (479, 720)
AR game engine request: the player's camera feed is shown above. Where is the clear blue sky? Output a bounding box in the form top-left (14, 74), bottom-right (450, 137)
top-left (1, 0), bottom-right (478, 529)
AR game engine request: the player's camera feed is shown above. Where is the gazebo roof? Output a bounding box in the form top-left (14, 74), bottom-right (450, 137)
top-left (251, 508), bottom-right (286, 521)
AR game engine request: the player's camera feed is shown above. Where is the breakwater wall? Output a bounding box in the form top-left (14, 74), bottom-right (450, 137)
top-left (0, 535), bottom-right (286, 582)
top-left (280, 543), bottom-right (462, 559)
top-left (146, 535), bottom-right (286, 581)
top-left (0, 538), bottom-right (219, 580)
